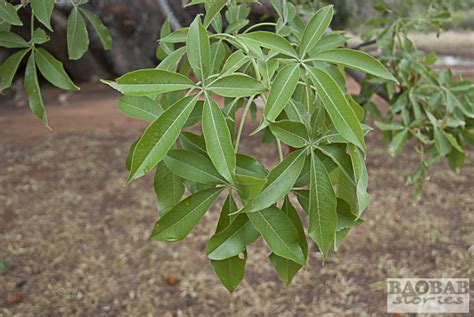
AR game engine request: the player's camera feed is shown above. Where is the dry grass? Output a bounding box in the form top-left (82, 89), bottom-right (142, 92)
top-left (0, 126), bottom-right (473, 316)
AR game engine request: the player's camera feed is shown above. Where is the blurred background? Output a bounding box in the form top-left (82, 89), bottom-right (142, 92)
top-left (1, 0), bottom-right (473, 315)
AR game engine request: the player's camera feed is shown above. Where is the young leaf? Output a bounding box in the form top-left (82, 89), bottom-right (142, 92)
top-left (208, 74), bottom-right (264, 98)
top-left (264, 63), bottom-right (300, 122)
top-left (80, 8), bottom-right (113, 50)
top-left (67, 7), bottom-right (89, 60)
top-left (202, 96), bottom-right (236, 183)
top-left (30, 0), bottom-right (55, 31)
top-left (248, 206), bottom-right (305, 265)
top-left (308, 151), bottom-right (337, 259)
top-left (187, 16), bottom-right (211, 81)
top-left (238, 31), bottom-right (297, 57)
top-left (24, 53), bottom-right (48, 127)
top-left (104, 69), bottom-right (196, 96)
top-left (0, 1), bottom-right (22, 26)
top-left (307, 67), bottom-right (366, 152)
top-left (31, 28), bottom-right (49, 44)
top-left (300, 5), bottom-right (333, 56)
top-left (242, 150), bottom-right (306, 213)
top-left (154, 162), bottom-right (184, 216)
top-left (207, 213), bottom-right (260, 260)
top-left (311, 49), bottom-right (398, 83)
top-left (126, 95), bottom-right (199, 183)
top-left (150, 188), bottom-right (223, 241)
top-left (35, 48), bottom-right (79, 91)
top-left (0, 31), bottom-right (28, 48)
top-left (164, 149), bottom-right (226, 185)
top-left (117, 96), bottom-right (163, 122)
top-left (0, 49), bottom-right (29, 92)
top-left (269, 120), bottom-right (309, 148)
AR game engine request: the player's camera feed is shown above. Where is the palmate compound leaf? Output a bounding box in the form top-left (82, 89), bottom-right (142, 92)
top-left (150, 187), bottom-right (223, 241)
top-left (248, 206), bottom-right (305, 265)
top-left (126, 94), bottom-right (200, 184)
top-left (269, 197), bottom-right (308, 284)
top-left (241, 150), bottom-right (306, 213)
top-left (307, 66), bottom-right (366, 153)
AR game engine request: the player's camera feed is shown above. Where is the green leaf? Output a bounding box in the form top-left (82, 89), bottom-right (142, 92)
top-left (269, 198), bottom-right (308, 284)
top-left (307, 67), bottom-right (366, 152)
top-left (179, 131), bottom-right (207, 155)
top-left (238, 31), bottom-right (297, 57)
top-left (0, 49), bottom-right (29, 92)
top-left (374, 121), bottom-right (405, 131)
top-left (154, 162), bottom-right (184, 216)
top-left (348, 145), bottom-right (370, 218)
top-left (311, 49), bottom-right (398, 82)
top-left (242, 150), bottom-right (306, 213)
top-left (248, 206), bottom-right (305, 265)
top-left (164, 149), bottom-right (226, 184)
top-left (67, 7), bottom-right (89, 60)
top-left (434, 128), bottom-right (452, 156)
top-left (308, 151), bottom-right (337, 259)
top-left (215, 193), bottom-right (238, 232)
top-left (202, 96), bottom-right (236, 183)
top-left (117, 96), bottom-right (163, 122)
top-left (24, 53), bottom-right (48, 127)
top-left (80, 8), bottom-right (113, 50)
top-left (0, 1), bottom-right (22, 26)
top-left (104, 69), bottom-right (195, 96)
top-left (210, 40), bottom-right (228, 75)
top-left (204, 0), bottom-right (227, 28)
top-left (150, 188), bottom-right (223, 241)
top-left (208, 74), bottom-right (264, 98)
top-left (35, 48), bottom-right (78, 91)
top-left (388, 129), bottom-right (408, 156)
top-left (207, 213), bottom-right (260, 260)
top-left (0, 31), bottom-right (28, 48)
top-left (31, 28), bottom-right (50, 44)
top-left (235, 174), bottom-right (267, 201)
top-left (126, 95), bottom-right (199, 183)
top-left (300, 5), bottom-right (333, 56)
top-left (264, 63), bottom-right (300, 122)
top-left (221, 50), bottom-right (249, 76)
top-left (236, 154), bottom-right (268, 178)
top-left (187, 16), bottom-right (211, 81)
top-left (269, 120), bottom-right (309, 148)
top-left (30, 0), bottom-right (55, 31)
top-left (156, 47), bottom-right (186, 71)
top-left (211, 255), bottom-right (246, 293)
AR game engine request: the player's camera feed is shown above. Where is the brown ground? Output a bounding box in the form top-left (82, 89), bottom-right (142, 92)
top-left (1, 79), bottom-right (473, 316)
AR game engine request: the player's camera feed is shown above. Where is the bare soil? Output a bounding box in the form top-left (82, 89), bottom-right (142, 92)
top-left (0, 81), bottom-right (473, 316)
